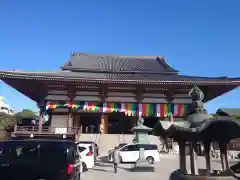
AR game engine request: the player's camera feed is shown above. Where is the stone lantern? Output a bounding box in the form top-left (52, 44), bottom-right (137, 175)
top-left (131, 116), bottom-right (152, 144)
top-left (131, 116), bottom-right (153, 171)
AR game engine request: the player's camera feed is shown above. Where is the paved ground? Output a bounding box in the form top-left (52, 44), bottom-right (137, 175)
top-left (82, 155), bottom-right (239, 180)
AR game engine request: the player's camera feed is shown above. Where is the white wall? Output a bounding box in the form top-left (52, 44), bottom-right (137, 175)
top-left (51, 115), bottom-right (68, 128)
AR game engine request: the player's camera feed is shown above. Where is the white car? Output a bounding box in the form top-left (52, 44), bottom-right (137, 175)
top-left (117, 144), bottom-right (160, 164)
top-left (77, 143), bottom-right (95, 172)
top-left (108, 143), bottom-right (128, 161)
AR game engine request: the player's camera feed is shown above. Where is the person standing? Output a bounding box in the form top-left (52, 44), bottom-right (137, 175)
top-left (112, 146), bottom-right (119, 173)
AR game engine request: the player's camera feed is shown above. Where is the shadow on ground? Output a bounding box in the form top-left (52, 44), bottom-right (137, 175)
top-left (91, 168), bottom-right (110, 172)
top-left (118, 166), bottom-right (155, 173)
top-left (95, 162), bottom-right (113, 168)
top-left (97, 155), bottom-right (112, 164)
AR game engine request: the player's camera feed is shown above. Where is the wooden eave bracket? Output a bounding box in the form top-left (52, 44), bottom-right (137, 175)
top-left (134, 85), bottom-right (144, 102)
top-left (100, 85), bottom-right (108, 101)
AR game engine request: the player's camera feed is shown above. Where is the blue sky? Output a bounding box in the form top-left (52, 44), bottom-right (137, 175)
top-left (0, 0), bottom-right (239, 113)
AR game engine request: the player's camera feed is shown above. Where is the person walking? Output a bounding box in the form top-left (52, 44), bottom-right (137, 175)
top-left (112, 146), bottom-right (119, 173)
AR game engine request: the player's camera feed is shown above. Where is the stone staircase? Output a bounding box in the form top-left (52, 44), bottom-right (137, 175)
top-left (76, 133), bottom-right (160, 155)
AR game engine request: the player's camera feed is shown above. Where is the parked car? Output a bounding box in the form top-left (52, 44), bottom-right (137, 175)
top-left (0, 139), bottom-right (81, 180)
top-left (113, 143), bottom-right (160, 164)
top-left (108, 143), bottom-right (128, 161)
top-left (77, 143), bottom-right (95, 171)
top-left (77, 141), bottom-right (99, 157)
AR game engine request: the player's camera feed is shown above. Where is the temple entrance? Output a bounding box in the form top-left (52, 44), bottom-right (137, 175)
top-left (79, 114), bottom-right (101, 134)
top-left (108, 112), bottom-right (134, 134)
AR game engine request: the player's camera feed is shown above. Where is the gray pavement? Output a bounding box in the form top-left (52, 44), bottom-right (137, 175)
top-left (82, 155), bottom-right (239, 180)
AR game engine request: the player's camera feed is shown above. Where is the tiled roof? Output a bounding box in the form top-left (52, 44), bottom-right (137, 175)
top-left (0, 70), bottom-right (239, 85)
top-left (217, 108), bottom-right (240, 116)
top-left (61, 52), bottom-right (179, 73)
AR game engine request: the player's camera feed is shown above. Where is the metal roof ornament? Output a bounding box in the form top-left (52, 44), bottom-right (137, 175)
top-left (137, 116), bottom-right (144, 126)
top-left (186, 86), bottom-right (212, 124)
top-left (188, 85), bottom-right (204, 102)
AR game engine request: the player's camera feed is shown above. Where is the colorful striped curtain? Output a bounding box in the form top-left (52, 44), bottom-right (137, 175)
top-left (46, 102), bottom-right (189, 117)
top-left (83, 102), bottom-right (101, 112)
top-left (138, 104), bottom-right (154, 116)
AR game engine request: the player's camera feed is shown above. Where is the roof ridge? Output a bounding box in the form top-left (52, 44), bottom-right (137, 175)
top-left (71, 52), bottom-right (160, 60)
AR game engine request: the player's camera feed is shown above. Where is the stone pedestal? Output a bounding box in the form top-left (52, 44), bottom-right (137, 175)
top-left (131, 147), bottom-right (154, 172)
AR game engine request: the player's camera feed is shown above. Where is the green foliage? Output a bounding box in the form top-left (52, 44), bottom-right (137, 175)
top-left (14, 109), bottom-right (37, 120)
top-left (233, 114), bottom-right (240, 119)
top-left (0, 112), bottom-right (16, 124)
top-left (0, 112), bottom-right (17, 133)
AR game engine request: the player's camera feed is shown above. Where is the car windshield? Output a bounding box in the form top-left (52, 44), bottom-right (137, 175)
top-left (117, 144), bottom-right (127, 149)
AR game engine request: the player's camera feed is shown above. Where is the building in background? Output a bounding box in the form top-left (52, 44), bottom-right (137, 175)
top-left (0, 96), bottom-right (14, 115)
top-left (0, 52), bottom-right (239, 135)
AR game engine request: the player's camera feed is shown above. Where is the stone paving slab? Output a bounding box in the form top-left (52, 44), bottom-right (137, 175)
top-left (81, 155), bottom-right (239, 180)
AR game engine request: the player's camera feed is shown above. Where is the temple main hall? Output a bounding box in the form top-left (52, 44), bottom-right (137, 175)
top-left (0, 52), bottom-right (239, 135)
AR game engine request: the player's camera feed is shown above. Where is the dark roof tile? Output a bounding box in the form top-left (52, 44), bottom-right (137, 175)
top-left (61, 53), bottom-right (178, 73)
top-left (217, 108), bottom-right (240, 116)
top-left (0, 70), bottom-right (240, 85)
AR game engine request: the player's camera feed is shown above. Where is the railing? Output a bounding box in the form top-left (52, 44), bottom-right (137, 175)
top-left (14, 125), bottom-right (81, 135)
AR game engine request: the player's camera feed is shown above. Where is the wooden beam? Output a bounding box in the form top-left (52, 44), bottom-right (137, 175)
top-left (134, 85), bottom-right (144, 102)
top-left (99, 84), bottom-right (108, 101)
top-left (163, 88), bottom-right (175, 102)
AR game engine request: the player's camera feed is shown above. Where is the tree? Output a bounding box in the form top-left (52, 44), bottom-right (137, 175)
top-left (0, 112), bottom-right (17, 133)
top-left (14, 109), bottom-right (37, 120)
top-left (233, 115), bottom-right (240, 119)
top-left (0, 112), bottom-right (16, 125)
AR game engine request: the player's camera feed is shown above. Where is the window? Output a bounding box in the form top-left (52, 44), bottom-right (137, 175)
top-left (78, 147), bottom-right (86, 153)
top-left (40, 143), bottom-right (59, 158)
top-left (0, 148), bottom-right (4, 156)
top-left (0, 143), bottom-right (7, 156)
top-left (89, 146), bottom-right (93, 153)
top-left (40, 143), bottom-right (76, 161)
top-left (66, 147), bottom-right (75, 160)
top-left (121, 145), bottom-right (138, 151)
top-left (11, 144), bottom-right (39, 159)
top-left (144, 144), bottom-right (158, 150)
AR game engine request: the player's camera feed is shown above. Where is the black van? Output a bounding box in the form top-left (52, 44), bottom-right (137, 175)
top-left (0, 139), bottom-right (81, 180)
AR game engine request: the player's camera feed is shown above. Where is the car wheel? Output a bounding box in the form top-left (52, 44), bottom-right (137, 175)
top-left (82, 162), bottom-right (88, 172)
top-left (146, 156), bottom-right (154, 164)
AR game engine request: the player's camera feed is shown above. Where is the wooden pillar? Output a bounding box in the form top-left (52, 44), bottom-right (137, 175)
top-left (189, 142), bottom-right (198, 175)
top-left (78, 115), bottom-right (82, 134)
top-left (48, 112), bottom-right (53, 133)
top-left (67, 86), bottom-right (75, 133)
top-left (204, 141), bottom-right (212, 174)
top-left (100, 114), bottom-right (108, 134)
top-left (219, 141), bottom-right (229, 171)
top-left (38, 111), bottom-right (44, 133)
top-left (67, 111), bottom-right (73, 133)
top-left (38, 101), bottom-right (45, 133)
top-left (132, 116), bottom-right (137, 127)
top-left (105, 115), bottom-right (108, 134)
top-left (178, 141), bottom-right (187, 173)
